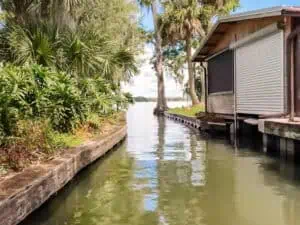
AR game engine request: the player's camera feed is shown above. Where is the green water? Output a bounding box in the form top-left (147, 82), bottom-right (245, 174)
top-left (21, 102), bottom-right (300, 225)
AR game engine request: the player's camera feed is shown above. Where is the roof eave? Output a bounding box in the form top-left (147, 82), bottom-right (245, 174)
top-left (192, 21), bottom-right (220, 62)
top-left (192, 7), bottom-right (295, 62)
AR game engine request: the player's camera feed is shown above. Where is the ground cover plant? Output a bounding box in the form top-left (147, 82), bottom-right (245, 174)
top-left (168, 104), bottom-right (205, 117)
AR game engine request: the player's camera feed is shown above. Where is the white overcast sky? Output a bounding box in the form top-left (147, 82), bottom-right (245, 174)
top-left (123, 45), bottom-right (185, 98)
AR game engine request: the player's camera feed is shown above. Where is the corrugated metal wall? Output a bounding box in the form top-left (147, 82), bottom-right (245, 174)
top-left (236, 30), bottom-right (285, 115)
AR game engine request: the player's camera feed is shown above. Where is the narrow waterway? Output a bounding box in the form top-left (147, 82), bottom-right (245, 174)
top-left (22, 102), bottom-right (300, 225)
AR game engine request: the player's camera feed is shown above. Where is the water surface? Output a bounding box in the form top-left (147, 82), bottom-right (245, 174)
top-left (22, 102), bottom-right (300, 225)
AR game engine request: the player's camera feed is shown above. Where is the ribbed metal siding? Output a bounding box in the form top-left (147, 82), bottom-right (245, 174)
top-left (236, 31), bottom-right (284, 115)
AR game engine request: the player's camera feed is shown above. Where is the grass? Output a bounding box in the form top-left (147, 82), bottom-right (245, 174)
top-left (51, 133), bottom-right (85, 148)
top-left (168, 104), bottom-right (204, 117)
top-left (50, 112), bottom-right (125, 148)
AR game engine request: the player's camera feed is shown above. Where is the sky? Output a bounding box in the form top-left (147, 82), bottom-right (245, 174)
top-left (124, 0), bottom-right (300, 98)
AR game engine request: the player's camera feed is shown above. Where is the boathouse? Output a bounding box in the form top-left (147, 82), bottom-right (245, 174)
top-left (193, 6), bottom-right (300, 119)
top-left (192, 6), bottom-right (300, 160)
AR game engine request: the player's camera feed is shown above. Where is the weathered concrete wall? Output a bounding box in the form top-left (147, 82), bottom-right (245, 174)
top-left (0, 125), bottom-right (127, 225)
top-left (258, 119), bottom-right (300, 141)
top-left (258, 119), bottom-right (300, 161)
top-left (165, 113), bottom-right (201, 130)
top-left (207, 92), bottom-right (234, 114)
top-left (165, 112), bottom-right (227, 133)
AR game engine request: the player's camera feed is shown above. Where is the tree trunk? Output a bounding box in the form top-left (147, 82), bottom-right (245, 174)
top-left (41, 0), bottom-right (51, 19)
top-left (186, 35), bottom-right (200, 105)
top-left (13, 0), bottom-right (31, 24)
top-left (151, 0), bottom-right (168, 116)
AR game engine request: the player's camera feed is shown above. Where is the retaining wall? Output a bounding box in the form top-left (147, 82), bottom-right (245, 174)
top-left (0, 125), bottom-right (127, 225)
top-left (165, 112), bottom-right (228, 133)
top-left (165, 112), bottom-right (201, 129)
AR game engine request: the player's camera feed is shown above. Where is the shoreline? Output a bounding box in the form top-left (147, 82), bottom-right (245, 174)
top-left (0, 124), bottom-right (127, 225)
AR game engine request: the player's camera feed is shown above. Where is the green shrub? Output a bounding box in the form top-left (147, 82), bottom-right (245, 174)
top-left (0, 65), bottom-right (33, 136)
top-left (14, 119), bottom-right (55, 153)
top-left (3, 119), bottom-right (56, 170)
top-left (0, 64), bottom-right (88, 135)
top-left (0, 64), bottom-right (131, 139)
top-left (85, 113), bottom-right (102, 131)
top-left (124, 92), bottom-right (134, 104)
top-left (79, 77), bottom-right (117, 115)
top-left (46, 72), bottom-right (88, 132)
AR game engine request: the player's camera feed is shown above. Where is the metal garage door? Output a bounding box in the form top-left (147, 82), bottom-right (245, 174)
top-left (236, 30), bottom-right (285, 115)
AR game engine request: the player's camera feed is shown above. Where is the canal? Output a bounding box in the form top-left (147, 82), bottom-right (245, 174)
top-left (22, 102), bottom-right (300, 225)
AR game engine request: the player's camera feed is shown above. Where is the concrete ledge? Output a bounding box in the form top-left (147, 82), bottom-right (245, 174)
top-left (165, 112), bottom-right (201, 129)
top-left (258, 119), bottom-right (300, 140)
top-left (165, 112), bottom-right (227, 132)
top-left (0, 125), bottom-right (127, 225)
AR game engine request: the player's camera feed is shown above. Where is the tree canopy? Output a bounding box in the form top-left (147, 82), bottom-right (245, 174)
top-left (161, 0), bottom-right (239, 104)
top-left (0, 0), bottom-right (142, 158)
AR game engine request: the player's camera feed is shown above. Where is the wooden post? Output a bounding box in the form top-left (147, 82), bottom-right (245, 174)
top-left (291, 39), bottom-right (295, 121)
top-left (233, 36), bottom-right (238, 141)
top-left (287, 25), bottom-right (300, 122)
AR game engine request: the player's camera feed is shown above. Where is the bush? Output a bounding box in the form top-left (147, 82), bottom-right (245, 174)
top-left (0, 65), bottom-right (34, 136)
top-left (3, 119), bottom-right (55, 170)
top-left (0, 64), bottom-right (131, 140)
top-left (79, 77), bottom-right (115, 115)
top-left (79, 77), bottom-right (131, 115)
top-left (0, 63), bottom-right (132, 170)
top-left (0, 64), bottom-right (88, 136)
top-left (45, 72), bottom-right (88, 132)
top-left (14, 120), bottom-right (55, 152)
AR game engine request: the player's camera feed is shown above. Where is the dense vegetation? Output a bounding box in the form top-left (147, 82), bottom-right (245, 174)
top-left (0, 0), bottom-right (142, 171)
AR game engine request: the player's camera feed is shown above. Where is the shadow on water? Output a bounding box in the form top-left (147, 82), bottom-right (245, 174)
top-left (21, 102), bottom-right (300, 225)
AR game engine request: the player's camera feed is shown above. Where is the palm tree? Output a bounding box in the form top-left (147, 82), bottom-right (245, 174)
top-left (0, 0), bottom-right (141, 89)
top-left (138, 0), bottom-right (168, 115)
top-left (4, 24), bottom-right (138, 80)
top-left (0, 0), bottom-right (81, 25)
top-left (162, 0), bottom-right (239, 106)
top-left (0, 0), bottom-right (33, 24)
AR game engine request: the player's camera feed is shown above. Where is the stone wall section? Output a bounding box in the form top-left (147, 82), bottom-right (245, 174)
top-left (0, 125), bottom-right (127, 225)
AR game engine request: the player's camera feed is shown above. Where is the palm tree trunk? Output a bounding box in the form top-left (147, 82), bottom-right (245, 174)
top-left (186, 34), bottom-right (200, 105)
top-left (151, 0), bottom-right (168, 115)
top-left (41, 0), bottom-right (51, 19)
top-left (13, 0), bottom-right (33, 24)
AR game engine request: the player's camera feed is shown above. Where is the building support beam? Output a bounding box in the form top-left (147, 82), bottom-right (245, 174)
top-left (286, 25), bottom-right (300, 121)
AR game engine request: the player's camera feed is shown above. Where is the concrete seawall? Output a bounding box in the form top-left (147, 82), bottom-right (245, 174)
top-left (0, 125), bottom-right (127, 225)
top-left (165, 112), bottom-right (201, 129)
top-left (165, 112), bottom-right (227, 133)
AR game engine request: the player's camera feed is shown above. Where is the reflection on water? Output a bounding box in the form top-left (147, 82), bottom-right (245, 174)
top-left (21, 102), bottom-right (300, 225)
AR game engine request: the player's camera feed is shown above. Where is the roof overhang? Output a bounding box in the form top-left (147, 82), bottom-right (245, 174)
top-left (192, 6), bottom-right (300, 62)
